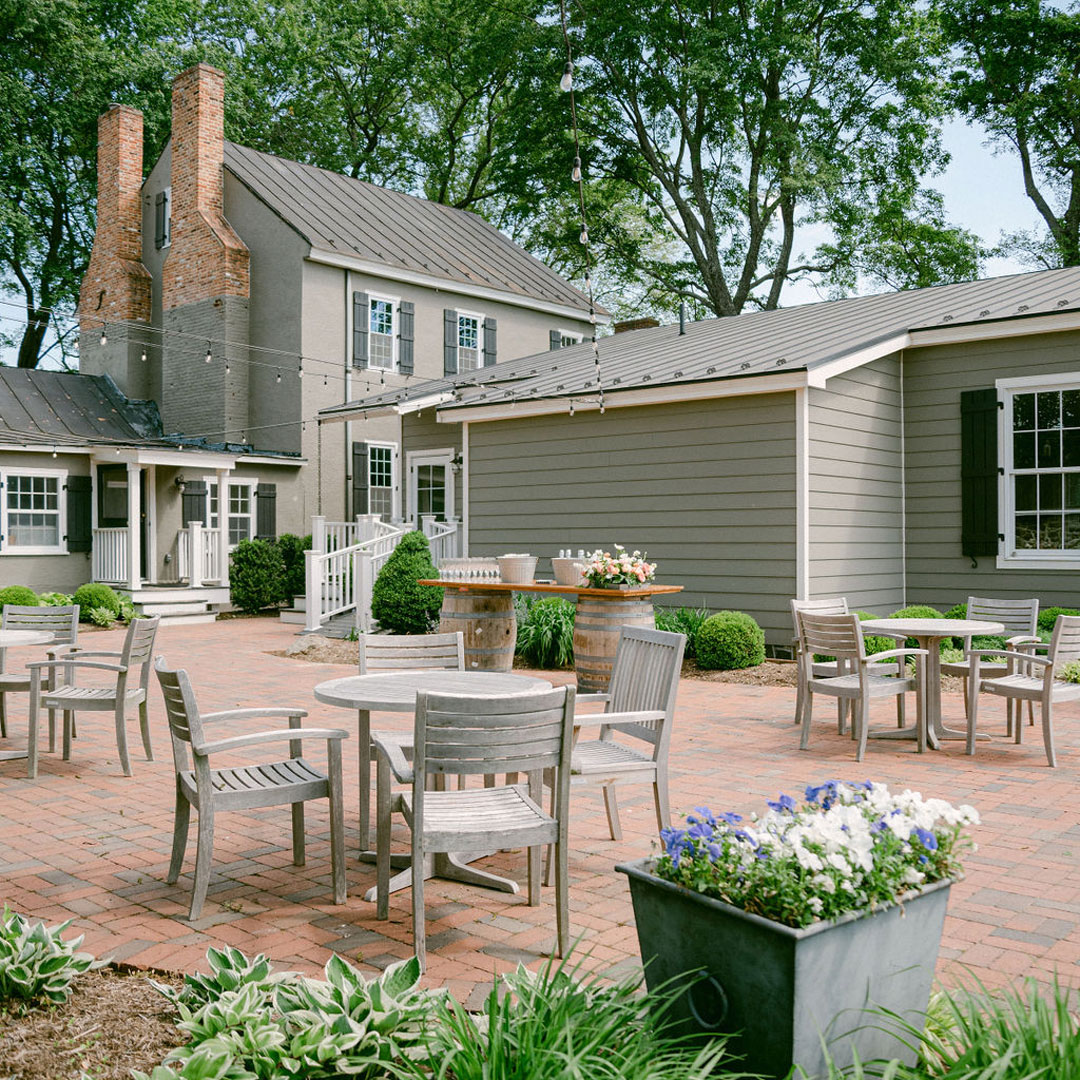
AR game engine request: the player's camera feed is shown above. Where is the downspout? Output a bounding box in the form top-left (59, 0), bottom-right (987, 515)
top-left (899, 351), bottom-right (907, 607)
top-left (462, 420), bottom-right (470, 556)
top-left (795, 387), bottom-right (810, 600)
top-left (345, 271), bottom-right (353, 518)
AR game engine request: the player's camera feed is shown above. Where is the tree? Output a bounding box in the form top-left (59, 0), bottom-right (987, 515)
top-left (940, 0), bottom-right (1080, 268)
top-left (571, 0), bottom-right (982, 317)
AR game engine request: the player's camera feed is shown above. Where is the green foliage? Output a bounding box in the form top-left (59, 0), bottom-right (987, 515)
top-left (1059, 660), bottom-right (1080, 684)
top-left (116, 592), bottom-right (139, 623)
top-left (887, 604), bottom-right (945, 650)
top-left (37, 591), bottom-right (74, 607)
top-left (73, 582), bottom-right (121, 619)
top-left (1038, 606), bottom-right (1080, 634)
top-left (0, 906), bottom-right (100, 1007)
top-left (695, 611), bottom-right (765, 670)
top-left (516, 598), bottom-right (575, 669)
top-left (276, 534), bottom-right (311, 604)
top-left (654, 606), bottom-right (710, 659)
top-left (0, 586), bottom-right (39, 607)
top-left (943, 602), bottom-right (968, 621)
top-left (371, 532), bottom-right (442, 634)
top-left (87, 605), bottom-right (117, 627)
top-left (229, 540), bottom-right (286, 614)
top-left (396, 955), bottom-right (729, 1080)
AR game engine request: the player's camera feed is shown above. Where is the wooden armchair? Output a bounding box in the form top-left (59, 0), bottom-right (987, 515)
top-left (155, 658), bottom-right (348, 920)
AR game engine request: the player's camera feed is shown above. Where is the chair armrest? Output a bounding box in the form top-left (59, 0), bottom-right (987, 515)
top-left (199, 707), bottom-right (308, 724)
top-left (1006, 635), bottom-right (1041, 647)
top-left (372, 732), bottom-right (413, 783)
top-left (574, 710), bottom-right (665, 729)
top-left (52, 649), bottom-right (122, 660)
top-left (970, 649), bottom-right (1053, 667)
top-left (575, 693), bottom-right (610, 706)
top-left (26, 659), bottom-right (126, 673)
top-left (1010, 639), bottom-right (1049, 653)
top-left (865, 648), bottom-right (928, 662)
top-left (197, 727), bottom-right (348, 755)
top-left (46, 645), bottom-right (82, 659)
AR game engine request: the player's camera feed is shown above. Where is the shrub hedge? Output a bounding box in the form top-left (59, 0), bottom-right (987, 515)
top-left (371, 531), bottom-right (442, 633)
top-left (696, 610), bottom-right (765, 670)
top-left (229, 539), bottom-right (286, 614)
top-left (0, 586), bottom-right (39, 607)
top-left (73, 583), bottom-right (121, 620)
top-left (276, 533), bottom-right (311, 604)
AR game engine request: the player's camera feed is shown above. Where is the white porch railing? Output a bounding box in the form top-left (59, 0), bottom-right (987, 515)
top-left (92, 528), bottom-right (127, 584)
top-left (422, 515), bottom-right (463, 563)
top-left (304, 514), bottom-right (461, 633)
top-left (176, 523), bottom-right (224, 585)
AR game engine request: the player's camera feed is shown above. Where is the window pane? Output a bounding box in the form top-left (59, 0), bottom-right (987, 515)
top-left (1015, 515), bottom-right (1037, 549)
top-left (1064, 390), bottom-right (1080, 428)
top-left (1064, 428), bottom-right (1080, 467)
top-left (369, 487), bottom-right (392, 518)
top-left (1015, 474), bottom-right (1037, 511)
top-left (369, 300), bottom-right (394, 369)
top-left (1037, 430), bottom-right (1061, 469)
top-left (1067, 515), bottom-right (1080, 550)
top-left (1013, 393), bottom-right (1035, 431)
top-left (1038, 391), bottom-right (1061, 429)
top-left (1039, 514), bottom-right (1063, 550)
top-left (1014, 431), bottom-right (1035, 469)
top-left (1067, 474), bottom-right (1080, 509)
top-left (1039, 473), bottom-right (1063, 510)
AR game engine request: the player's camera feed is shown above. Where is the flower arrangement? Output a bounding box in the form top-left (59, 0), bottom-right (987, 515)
top-left (582, 544), bottom-right (656, 588)
top-left (656, 781), bottom-right (978, 929)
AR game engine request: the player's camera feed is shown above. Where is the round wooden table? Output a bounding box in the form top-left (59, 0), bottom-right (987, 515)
top-left (0, 630), bottom-right (55, 765)
top-left (314, 670), bottom-right (552, 900)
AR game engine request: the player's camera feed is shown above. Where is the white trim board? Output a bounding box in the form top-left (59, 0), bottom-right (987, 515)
top-left (794, 387), bottom-right (810, 601)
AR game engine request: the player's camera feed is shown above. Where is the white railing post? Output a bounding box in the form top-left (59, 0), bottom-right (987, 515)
top-left (304, 549), bottom-right (322, 632)
top-left (356, 548), bottom-right (375, 632)
top-left (420, 514), bottom-right (435, 538)
top-left (355, 514), bottom-right (379, 543)
top-left (216, 468), bottom-right (230, 585)
top-left (189, 522), bottom-right (204, 586)
top-left (312, 515), bottom-right (326, 554)
top-left (447, 516), bottom-right (462, 557)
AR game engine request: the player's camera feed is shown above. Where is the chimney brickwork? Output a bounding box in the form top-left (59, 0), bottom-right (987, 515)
top-left (77, 104), bottom-right (152, 396)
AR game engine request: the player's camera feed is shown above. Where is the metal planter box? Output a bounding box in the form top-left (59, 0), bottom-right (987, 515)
top-left (616, 857), bottom-right (952, 1080)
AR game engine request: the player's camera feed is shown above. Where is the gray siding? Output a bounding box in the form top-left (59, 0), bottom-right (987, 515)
top-left (466, 394), bottom-right (797, 644)
top-left (809, 356), bottom-right (904, 614)
top-left (904, 328), bottom-right (1080, 609)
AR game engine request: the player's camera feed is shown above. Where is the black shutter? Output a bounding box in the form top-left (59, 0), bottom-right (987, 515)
top-left (399, 301), bottom-right (415, 374)
top-left (352, 441), bottom-right (369, 514)
top-left (154, 191), bottom-right (167, 249)
top-left (483, 317), bottom-right (497, 366)
top-left (960, 388), bottom-right (1000, 558)
top-left (181, 479), bottom-right (207, 526)
top-left (353, 291), bottom-right (369, 368)
top-left (550, 329), bottom-right (562, 350)
top-left (65, 475), bottom-right (92, 553)
top-left (255, 483), bottom-right (277, 541)
top-left (444, 309), bottom-right (458, 375)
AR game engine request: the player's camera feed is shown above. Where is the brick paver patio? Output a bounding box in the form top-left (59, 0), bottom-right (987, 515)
top-left (1, 617), bottom-right (1078, 1006)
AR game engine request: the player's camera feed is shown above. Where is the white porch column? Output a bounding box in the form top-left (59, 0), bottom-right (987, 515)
top-left (126, 462), bottom-right (141, 592)
top-left (189, 521), bottom-right (205, 585)
top-left (216, 468), bottom-right (230, 585)
top-left (145, 465), bottom-right (157, 583)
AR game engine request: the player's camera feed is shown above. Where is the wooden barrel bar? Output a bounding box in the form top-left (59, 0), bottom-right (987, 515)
top-left (573, 596), bottom-right (655, 692)
top-left (438, 589), bottom-right (516, 671)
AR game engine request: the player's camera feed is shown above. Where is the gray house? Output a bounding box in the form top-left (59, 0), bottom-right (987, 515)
top-left (323, 266), bottom-right (1080, 649)
top-left (0, 63), bottom-right (599, 614)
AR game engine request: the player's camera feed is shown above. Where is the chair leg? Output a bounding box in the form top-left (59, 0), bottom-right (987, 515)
top-left (114, 701), bottom-right (132, 776)
top-left (527, 843), bottom-right (540, 906)
top-left (1027, 699), bottom-right (1035, 727)
top-left (27, 682), bottom-right (40, 779)
top-left (653, 772), bottom-right (669, 835)
top-left (412, 831), bottom-right (427, 973)
top-left (358, 710), bottom-right (372, 853)
top-left (1005, 699), bottom-right (1013, 739)
top-left (799, 690), bottom-right (815, 750)
top-left (966, 679), bottom-right (981, 756)
top-left (139, 701), bottom-right (153, 761)
top-left (602, 785), bottom-right (622, 841)
top-left (836, 699), bottom-right (846, 735)
top-left (0, 691), bottom-right (6, 738)
top-left (62, 709), bottom-right (73, 761)
top-left (48, 708), bottom-right (56, 754)
top-left (896, 693), bottom-right (905, 729)
top-left (554, 837), bottom-right (569, 959)
top-left (291, 803), bottom-right (306, 866)
top-left (167, 789), bottom-right (190, 884)
top-left (855, 691), bottom-right (870, 763)
top-left (543, 769), bottom-right (555, 888)
top-left (327, 741), bottom-right (346, 904)
top-left (793, 673), bottom-right (805, 726)
top-left (376, 756), bottom-right (392, 920)
top-left (1041, 699), bottom-right (1056, 768)
top-left (189, 805), bottom-right (215, 920)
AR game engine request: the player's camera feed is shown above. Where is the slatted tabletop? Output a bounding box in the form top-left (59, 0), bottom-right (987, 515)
top-left (313, 670), bottom-right (552, 711)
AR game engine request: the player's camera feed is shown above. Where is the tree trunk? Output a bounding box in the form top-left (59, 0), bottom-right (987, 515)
top-left (17, 318), bottom-right (48, 369)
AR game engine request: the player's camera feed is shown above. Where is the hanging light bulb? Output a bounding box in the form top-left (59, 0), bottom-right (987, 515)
top-left (140, 348), bottom-right (147, 363)
top-left (569, 400), bottom-right (575, 417)
top-left (579, 227), bottom-right (589, 245)
top-left (100, 323), bottom-right (108, 346)
top-left (204, 341), bottom-right (212, 364)
top-left (52, 446), bottom-right (58, 459)
top-left (560, 61), bottom-right (573, 92)
top-left (323, 373), bottom-right (328, 388)
top-left (600, 402), bottom-right (606, 414)
top-left (276, 370), bottom-right (281, 384)
top-left (297, 359), bottom-right (303, 379)
top-left (380, 369), bottom-right (385, 387)
top-left (225, 359), bottom-right (230, 374)
top-left (572, 156), bottom-right (582, 182)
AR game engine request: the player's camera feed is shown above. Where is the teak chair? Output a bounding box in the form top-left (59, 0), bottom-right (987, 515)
top-left (155, 658), bottom-right (348, 920)
top-left (796, 612), bottom-right (926, 761)
top-left (25, 616), bottom-right (160, 777)
top-left (373, 686), bottom-right (574, 971)
top-left (966, 614), bottom-right (1080, 767)
top-left (0, 604), bottom-right (80, 743)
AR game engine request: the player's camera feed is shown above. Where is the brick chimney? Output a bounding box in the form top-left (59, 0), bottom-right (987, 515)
top-left (77, 104), bottom-right (152, 393)
top-left (160, 63), bottom-right (250, 442)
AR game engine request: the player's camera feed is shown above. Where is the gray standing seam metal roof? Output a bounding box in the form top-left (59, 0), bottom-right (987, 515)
top-left (320, 266), bottom-right (1080, 418)
top-left (223, 143), bottom-right (598, 314)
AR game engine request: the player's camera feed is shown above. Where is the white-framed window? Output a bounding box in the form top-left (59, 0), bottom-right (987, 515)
top-left (559, 330), bottom-right (583, 348)
top-left (458, 313), bottom-right (481, 371)
top-left (369, 295), bottom-right (396, 370)
top-left (0, 468), bottom-right (67, 555)
top-left (998, 374), bottom-right (1080, 567)
top-left (208, 479), bottom-right (256, 548)
top-left (367, 442), bottom-right (397, 519)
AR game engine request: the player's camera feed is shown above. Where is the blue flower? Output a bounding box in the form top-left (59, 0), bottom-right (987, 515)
top-left (767, 793), bottom-right (797, 814)
top-left (871, 818), bottom-right (888, 834)
top-left (687, 820), bottom-right (714, 841)
top-left (692, 807), bottom-right (718, 826)
top-left (755, 849), bottom-right (771, 862)
top-left (913, 827), bottom-right (938, 851)
top-left (805, 781), bottom-right (841, 808)
top-left (717, 811), bottom-right (743, 826)
top-left (707, 843), bottom-right (722, 862)
top-left (919, 854), bottom-right (929, 865)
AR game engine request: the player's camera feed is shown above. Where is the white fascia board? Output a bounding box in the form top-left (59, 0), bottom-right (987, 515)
top-left (805, 333), bottom-right (911, 388)
top-left (396, 391), bottom-right (456, 415)
top-left (239, 455), bottom-right (306, 467)
top-left (320, 404), bottom-right (398, 425)
top-left (0, 444), bottom-right (92, 456)
top-left (306, 248), bottom-right (608, 326)
top-left (438, 370), bottom-right (809, 423)
top-left (130, 448), bottom-right (238, 468)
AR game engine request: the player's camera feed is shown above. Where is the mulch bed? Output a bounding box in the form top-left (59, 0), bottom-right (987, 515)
top-left (0, 967), bottom-right (184, 1080)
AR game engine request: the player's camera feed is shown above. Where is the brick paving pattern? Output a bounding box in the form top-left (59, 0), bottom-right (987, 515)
top-left (1, 617), bottom-right (1078, 1004)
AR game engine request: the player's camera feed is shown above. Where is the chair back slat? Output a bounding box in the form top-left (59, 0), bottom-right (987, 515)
top-left (606, 626), bottom-right (685, 745)
top-left (790, 597), bottom-right (848, 638)
top-left (121, 617), bottom-right (161, 689)
top-left (966, 596), bottom-right (1039, 636)
top-left (1, 604), bottom-right (79, 645)
top-left (153, 657), bottom-right (201, 772)
top-left (415, 687), bottom-right (573, 776)
top-left (1050, 615), bottom-right (1080, 669)
top-left (797, 612), bottom-right (865, 660)
top-left (359, 632), bottom-right (464, 674)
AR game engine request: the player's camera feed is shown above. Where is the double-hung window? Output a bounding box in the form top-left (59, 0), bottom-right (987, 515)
top-left (559, 331), bottom-right (583, 348)
top-left (208, 480), bottom-right (256, 547)
top-left (369, 296), bottom-right (396, 370)
top-left (367, 443), bottom-right (396, 519)
top-left (458, 314), bottom-right (481, 371)
top-left (1, 469), bottom-right (66, 554)
top-left (1000, 375), bottom-right (1080, 564)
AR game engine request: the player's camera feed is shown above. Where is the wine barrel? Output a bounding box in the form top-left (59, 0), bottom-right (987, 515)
top-left (439, 589), bottom-right (516, 671)
top-left (573, 596), bottom-right (655, 691)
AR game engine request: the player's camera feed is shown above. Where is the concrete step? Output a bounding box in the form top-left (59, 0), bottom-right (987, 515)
top-left (139, 601), bottom-right (212, 617)
top-left (155, 611), bottom-right (219, 627)
top-left (131, 586), bottom-right (230, 605)
top-left (279, 610), bottom-right (306, 625)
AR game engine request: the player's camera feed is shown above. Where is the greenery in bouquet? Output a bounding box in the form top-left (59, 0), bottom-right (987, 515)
top-left (582, 544), bottom-right (656, 588)
top-left (655, 781), bottom-right (978, 929)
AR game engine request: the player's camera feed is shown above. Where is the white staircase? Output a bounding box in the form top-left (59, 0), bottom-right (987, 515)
top-left (131, 585), bottom-right (230, 625)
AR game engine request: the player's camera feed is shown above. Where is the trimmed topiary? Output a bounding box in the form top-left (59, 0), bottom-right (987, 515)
top-left (371, 531), bottom-right (442, 634)
top-left (943, 603), bottom-right (967, 621)
top-left (0, 586), bottom-right (39, 608)
top-left (1038, 606), bottom-right (1080, 634)
top-left (276, 533), bottom-right (312, 604)
top-left (72, 583), bottom-right (121, 620)
top-left (229, 539), bottom-right (286, 614)
top-left (696, 610), bottom-right (765, 670)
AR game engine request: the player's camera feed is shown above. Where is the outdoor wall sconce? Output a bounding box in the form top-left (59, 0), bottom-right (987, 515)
top-left (175, 475), bottom-right (187, 495)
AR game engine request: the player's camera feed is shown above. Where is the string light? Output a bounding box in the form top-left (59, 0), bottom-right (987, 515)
top-left (204, 340), bottom-right (212, 364)
top-left (140, 348), bottom-right (147, 362)
top-left (100, 323), bottom-right (107, 345)
top-left (297, 359), bottom-right (303, 379)
top-left (560, 61), bottom-right (574, 92)
top-left (225, 358), bottom-right (230, 374)
top-left (51, 446), bottom-right (57, 458)
top-left (276, 370), bottom-right (281, 384)
top-left (569, 400), bottom-right (575, 417)
top-left (572, 156), bottom-right (582, 182)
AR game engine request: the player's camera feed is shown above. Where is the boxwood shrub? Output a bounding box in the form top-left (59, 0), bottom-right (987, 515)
top-left (73, 583), bottom-right (121, 620)
top-left (371, 531), bottom-right (442, 633)
top-left (276, 533), bottom-right (311, 604)
top-left (1038, 606), bottom-right (1080, 634)
top-left (696, 610), bottom-right (765, 670)
top-left (0, 586), bottom-right (39, 607)
top-left (229, 539), bottom-right (286, 614)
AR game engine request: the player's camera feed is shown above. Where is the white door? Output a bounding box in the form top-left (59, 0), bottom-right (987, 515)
top-left (407, 451), bottom-right (454, 523)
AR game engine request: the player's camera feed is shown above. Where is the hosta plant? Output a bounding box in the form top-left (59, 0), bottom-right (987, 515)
top-left (657, 781), bottom-right (978, 929)
top-left (0, 906), bottom-right (102, 1006)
